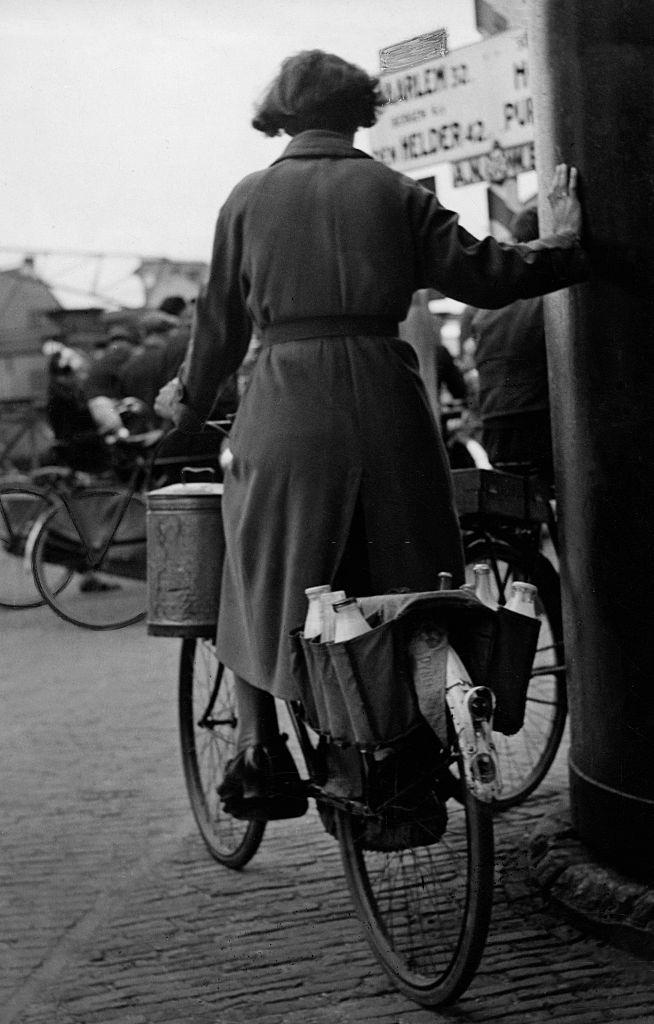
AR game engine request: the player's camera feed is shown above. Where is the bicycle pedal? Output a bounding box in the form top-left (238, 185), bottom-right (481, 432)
top-left (466, 686), bottom-right (495, 724)
top-left (445, 650), bottom-right (502, 801)
top-left (471, 752), bottom-right (496, 785)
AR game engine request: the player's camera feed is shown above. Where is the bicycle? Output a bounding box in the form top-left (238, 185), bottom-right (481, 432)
top-left (28, 433), bottom-right (158, 629)
top-left (0, 416), bottom-right (227, 628)
top-left (177, 592), bottom-right (501, 1008)
top-left (0, 434), bottom-right (115, 612)
top-left (0, 431), bottom-right (161, 626)
top-left (453, 465), bottom-right (567, 810)
top-left (0, 393), bottom-right (161, 614)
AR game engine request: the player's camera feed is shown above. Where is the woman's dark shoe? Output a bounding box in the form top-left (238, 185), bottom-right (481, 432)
top-left (218, 735), bottom-right (308, 821)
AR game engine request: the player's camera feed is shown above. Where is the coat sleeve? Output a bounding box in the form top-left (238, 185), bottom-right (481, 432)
top-left (403, 178), bottom-right (588, 309)
top-left (177, 198), bottom-right (252, 432)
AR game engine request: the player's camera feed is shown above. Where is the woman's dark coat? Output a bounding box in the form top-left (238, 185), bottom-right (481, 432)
top-left (179, 130), bottom-right (586, 699)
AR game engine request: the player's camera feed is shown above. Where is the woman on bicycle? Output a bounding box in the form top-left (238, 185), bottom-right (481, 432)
top-left (156, 49), bottom-right (585, 821)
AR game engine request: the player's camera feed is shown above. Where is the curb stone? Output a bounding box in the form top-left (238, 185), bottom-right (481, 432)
top-left (527, 798), bottom-right (654, 959)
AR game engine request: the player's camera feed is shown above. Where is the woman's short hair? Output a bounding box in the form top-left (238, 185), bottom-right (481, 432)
top-left (252, 50), bottom-right (384, 137)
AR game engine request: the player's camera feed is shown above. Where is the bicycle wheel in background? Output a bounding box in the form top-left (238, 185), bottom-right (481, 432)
top-left (337, 727), bottom-right (494, 1008)
top-left (31, 488), bottom-right (147, 630)
top-left (464, 538), bottom-right (567, 810)
top-left (179, 639), bottom-right (266, 868)
top-left (0, 483), bottom-right (72, 609)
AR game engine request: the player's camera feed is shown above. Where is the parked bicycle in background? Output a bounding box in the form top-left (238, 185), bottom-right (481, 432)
top-left (0, 407), bottom-right (227, 629)
top-left (454, 463), bottom-right (565, 809)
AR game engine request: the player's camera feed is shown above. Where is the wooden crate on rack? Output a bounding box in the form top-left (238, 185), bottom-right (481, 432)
top-left (452, 468), bottom-right (551, 524)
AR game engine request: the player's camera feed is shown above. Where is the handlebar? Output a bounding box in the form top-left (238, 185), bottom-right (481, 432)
top-left (205, 418), bottom-right (234, 437)
top-left (111, 429), bottom-right (164, 449)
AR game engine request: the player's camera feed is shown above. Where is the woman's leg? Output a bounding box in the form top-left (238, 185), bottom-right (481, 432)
top-left (220, 673), bottom-right (307, 821)
top-left (232, 673), bottom-right (280, 752)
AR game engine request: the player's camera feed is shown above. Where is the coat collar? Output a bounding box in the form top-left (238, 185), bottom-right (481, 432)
top-left (271, 130), bottom-right (372, 164)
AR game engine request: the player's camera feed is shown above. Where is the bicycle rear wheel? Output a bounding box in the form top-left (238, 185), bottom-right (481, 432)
top-left (31, 487), bottom-right (147, 630)
top-left (178, 638), bottom-right (266, 869)
top-left (0, 483), bottom-right (72, 608)
top-left (337, 734), bottom-right (494, 1008)
top-left (464, 538), bottom-right (567, 809)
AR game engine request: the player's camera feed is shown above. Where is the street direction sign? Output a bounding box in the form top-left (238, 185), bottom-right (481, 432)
top-left (369, 28), bottom-right (534, 182)
top-left (379, 28), bottom-right (448, 72)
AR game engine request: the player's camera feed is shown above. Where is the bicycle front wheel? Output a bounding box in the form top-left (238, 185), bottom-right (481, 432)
top-left (31, 488), bottom-right (147, 630)
top-left (0, 483), bottom-right (72, 608)
top-left (179, 639), bottom-right (266, 869)
top-left (464, 538), bottom-right (567, 810)
top-left (337, 738), bottom-right (494, 1008)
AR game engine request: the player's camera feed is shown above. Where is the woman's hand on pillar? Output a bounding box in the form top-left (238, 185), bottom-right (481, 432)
top-left (548, 163), bottom-right (582, 242)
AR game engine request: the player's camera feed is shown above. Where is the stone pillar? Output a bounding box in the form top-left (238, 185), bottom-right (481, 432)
top-left (527, 0), bottom-right (654, 878)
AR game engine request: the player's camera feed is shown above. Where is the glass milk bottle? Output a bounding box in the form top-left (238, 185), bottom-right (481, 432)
top-left (473, 563), bottom-right (497, 610)
top-left (303, 585), bottom-right (332, 640)
top-left (506, 581), bottom-right (538, 617)
top-left (320, 590), bottom-right (347, 643)
top-left (333, 597), bottom-right (372, 643)
top-left (438, 571), bottom-right (453, 591)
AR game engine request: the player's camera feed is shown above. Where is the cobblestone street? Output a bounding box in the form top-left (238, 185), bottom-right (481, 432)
top-left (2, 606), bottom-right (653, 1024)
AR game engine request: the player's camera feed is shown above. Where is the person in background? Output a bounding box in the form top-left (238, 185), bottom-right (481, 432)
top-left (43, 339), bottom-right (106, 470)
top-left (86, 308), bottom-right (186, 436)
top-left (85, 318), bottom-right (141, 438)
top-left (142, 298), bottom-right (239, 478)
top-left (399, 289), bottom-right (479, 468)
top-left (158, 295), bottom-right (187, 319)
top-left (468, 206), bottom-right (555, 485)
top-left (436, 337), bottom-right (467, 406)
top-left (399, 289), bottom-right (467, 420)
top-left (42, 339), bottom-right (120, 592)
top-left (118, 310), bottom-right (183, 414)
top-left (155, 50), bottom-right (585, 821)
top-left (457, 305), bottom-right (480, 398)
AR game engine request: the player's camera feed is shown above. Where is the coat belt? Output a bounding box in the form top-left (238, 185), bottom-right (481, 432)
top-left (260, 316), bottom-right (399, 344)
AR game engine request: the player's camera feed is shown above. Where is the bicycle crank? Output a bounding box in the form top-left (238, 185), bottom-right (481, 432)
top-left (445, 648), bottom-right (502, 802)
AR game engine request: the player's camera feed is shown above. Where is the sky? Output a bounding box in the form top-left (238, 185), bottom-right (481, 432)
top-left (0, 0), bottom-right (493, 305)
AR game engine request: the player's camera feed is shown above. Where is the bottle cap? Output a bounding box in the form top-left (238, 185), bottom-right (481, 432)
top-left (305, 584), bottom-right (331, 596)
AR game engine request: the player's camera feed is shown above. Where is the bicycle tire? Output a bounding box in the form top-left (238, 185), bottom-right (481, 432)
top-left (31, 487), bottom-right (147, 630)
top-left (0, 483), bottom-right (72, 609)
top-left (336, 729), bottom-right (494, 1008)
top-left (464, 537), bottom-right (567, 810)
top-left (178, 638), bottom-right (266, 868)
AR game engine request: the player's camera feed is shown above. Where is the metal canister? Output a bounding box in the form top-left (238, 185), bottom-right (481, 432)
top-left (146, 480), bottom-right (224, 637)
